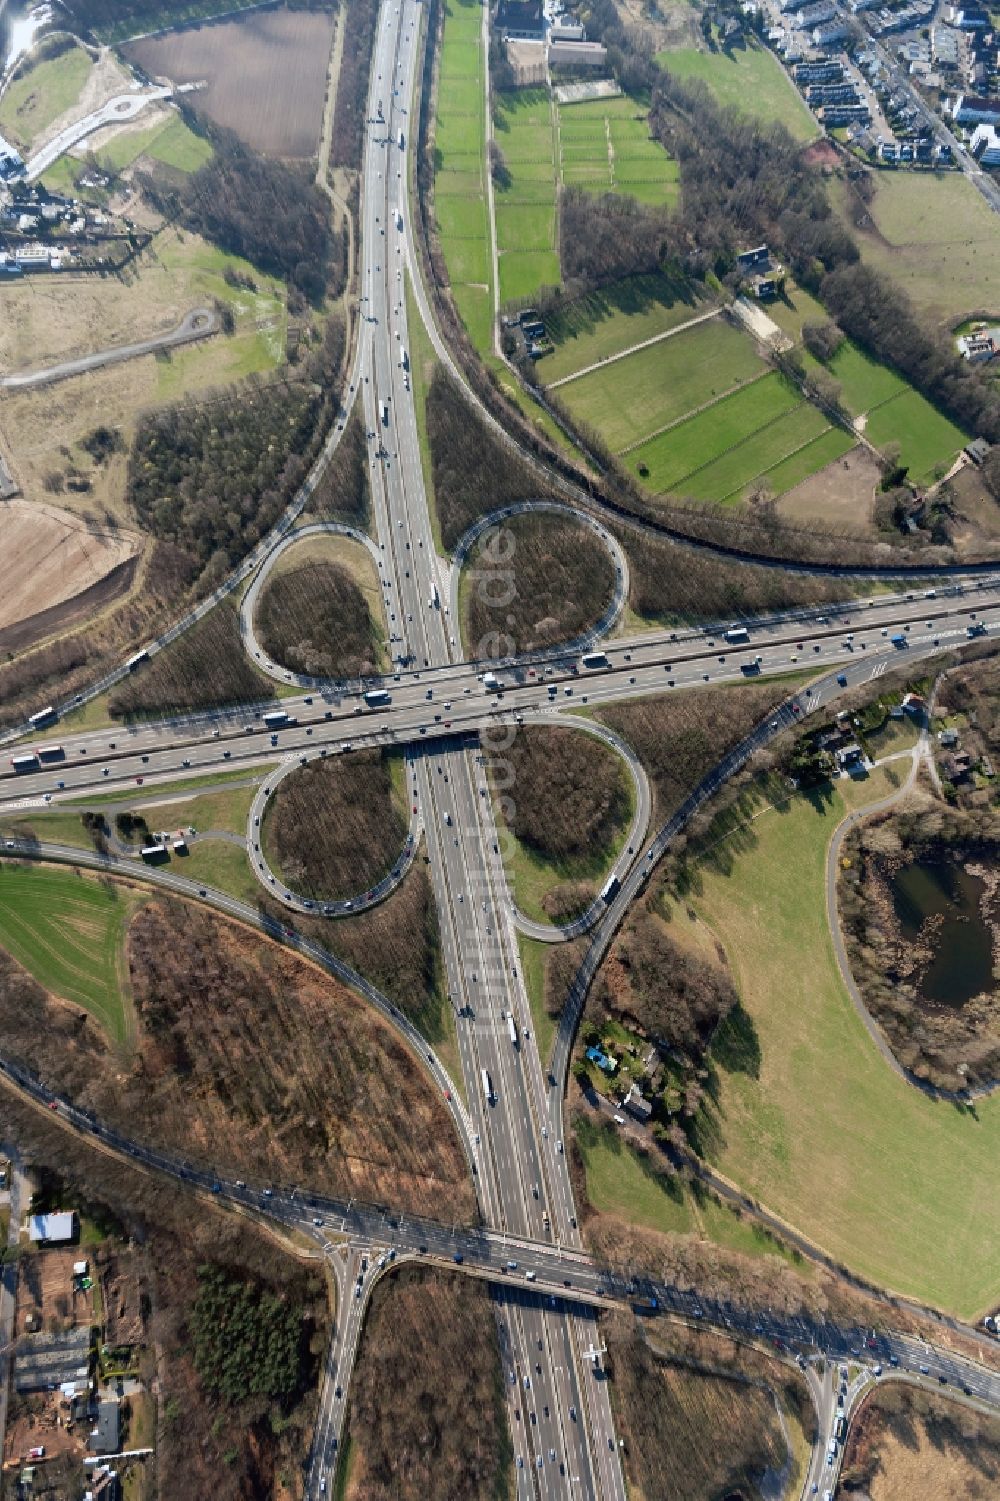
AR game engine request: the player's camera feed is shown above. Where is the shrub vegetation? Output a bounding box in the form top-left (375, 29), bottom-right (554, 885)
top-left (256, 559), bottom-right (385, 678)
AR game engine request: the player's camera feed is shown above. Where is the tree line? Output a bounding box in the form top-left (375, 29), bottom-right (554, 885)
top-left (140, 127), bottom-right (338, 306)
top-left (127, 313), bottom-right (344, 589)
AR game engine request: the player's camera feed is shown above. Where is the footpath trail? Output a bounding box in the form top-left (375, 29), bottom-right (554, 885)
top-left (546, 306), bottom-right (721, 390)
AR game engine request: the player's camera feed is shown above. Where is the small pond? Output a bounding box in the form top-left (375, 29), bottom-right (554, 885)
top-left (889, 856), bottom-right (995, 1008)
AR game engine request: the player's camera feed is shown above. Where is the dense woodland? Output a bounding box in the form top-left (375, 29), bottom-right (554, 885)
top-left (141, 130), bottom-right (338, 305)
top-left (426, 367), bottom-right (561, 549)
top-left (257, 557), bottom-right (385, 679)
top-left (263, 750), bottom-right (408, 900)
top-left (347, 1267), bottom-right (508, 1501)
top-left (560, 188), bottom-right (670, 289)
top-left (128, 314), bottom-right (343, 588)
top-left (107, 600), bottom-right (269, 719)
top-left (330, 0), bottom-right (380, 171)
top-left (464, 510), bottom-right (617, 655)
top-left (492, 725), bottom-right (630, 863)
top-left (839, 801), bottom-right (1000, 1087)
top-left (0, 896), bottom-right (473, 1218)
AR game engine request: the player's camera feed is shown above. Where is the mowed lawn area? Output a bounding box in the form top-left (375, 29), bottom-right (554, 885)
top-left (558, 317), bottom-right (763, 450)
top-left (543, 273), bottom-right (711, 384)
top-left (656, 41), bottom-right (818, 142)
top-left (685, 788), bottom-right (1000, 1316)
top-left (557, 94), bottom-right (679, 208)
top-left (831, 171), bottom-right (1000, 329)
top-left (434, 0), bottom-right (492, 351)
top-left (493, 88), bottom-right (561, 303)
top-left (800, 338), bottom-right (967, 483)
top-left (0, 863), bottom-right (139, 1047)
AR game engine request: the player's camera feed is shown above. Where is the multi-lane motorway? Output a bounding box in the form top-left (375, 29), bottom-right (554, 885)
top-left (5, 0), bottom-right (1000, 1493)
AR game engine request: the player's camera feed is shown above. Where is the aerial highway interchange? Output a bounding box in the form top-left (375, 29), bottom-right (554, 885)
top-left (2, 0), bottom-right (1000, 1496)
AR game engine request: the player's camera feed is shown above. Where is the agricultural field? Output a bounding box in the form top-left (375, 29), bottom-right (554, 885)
top-left (543, 272), bottom-right (709, 385)
top-left (0, 41), bottom-right (93, 153)
top-left (556, 311), bottom-right (857, 507)
top-left (557, 92), bottom-right (680, 208)
top-left (0, 499), bottom-right (141, 656)
top-left (0, 228), bottom-right (286, 521)
top-left (433, 0), bottom-right (493, 352)
top-left (832, 170), bottom-right (1000, 329)
top-left (681, 783), bottom-right (1000, 1316)
top-left (0, 863), bottom-right (139, 1046)
top-left (124, 9), bottom-right (336, 158)
top-left (493, 88), bottom-right (561, 304)
top-left (558, 316), bottom-right (764, 451)
top-left (656, 40), bottom-right (818, 143)
top-left (801, 336), bottom-right (968, 483)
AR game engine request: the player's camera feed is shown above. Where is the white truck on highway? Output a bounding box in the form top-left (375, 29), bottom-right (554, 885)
top-left (364, 688), bottom-right (391, 708)
top-left (400, 347), bottom-right (409, 371)
top-left (396, 209), bottom-right (404, 232)
top-left (483, 671), bottom-right (500, 692)
top-left (724, 625), bottom-right (750, 645)
top-left (507, 1014), bottom-right (518, 1047)
top-left (429, 582), bottom-right (440, 609)
top-left (481, 1067), bottom-right (494, 1104)
top-left (581, 650), bottom-right (609, 669)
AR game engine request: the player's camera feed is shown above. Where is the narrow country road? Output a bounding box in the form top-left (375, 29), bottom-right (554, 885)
top-left (0, 308), bottom-right (218, 390)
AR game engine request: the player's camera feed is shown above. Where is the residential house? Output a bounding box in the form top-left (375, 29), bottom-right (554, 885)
top-left (958, 328), bottom-right (998, 361)
top-left (28, 1210), bottom-right (77, 1244)
top-left (813, 21), bottom-right (850, 46)
top-left (498, 0), bottom-right (544, 38)
top-left (88, 1396), bottom-right (121, 1456)
top-left (624, 1086), bottom-right (653, 1123)
top-left (736, 244), bottom-right (771, 272)
top-left (932, 25), bottom-right (962, 67)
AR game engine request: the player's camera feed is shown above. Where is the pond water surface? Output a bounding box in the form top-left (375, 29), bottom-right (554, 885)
top-left (889, 856), bottom-right (995, 1008)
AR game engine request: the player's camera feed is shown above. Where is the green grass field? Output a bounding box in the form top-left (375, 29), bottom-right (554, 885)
top-left (831, 171), bottom-right (1000, 328)
top-left (679, 403), bottom-right (843, 504)
top-left (494, 89), bottom-right (560, 306)
top-left (656, 41), bottom-right (818, 143)
top-left (864, 389), bottom-right (967, 484)
top-left (625, 370), bottom-right (799, 489)
top-left (0, 43), bottom-right (92, 152)
top-left (517, 933), bottom-right (556, 1066)
top-left (543, 274), bottom-right (709, 383)
top-left (685, 786), bottom-right (1000, 1316)
top-left (95, 113), bottom-right (213, 174)
top-left (434, 0), bottom-right (493, 352)
top-left (575, 1118), bottom-right (807, 1266)
top-left (0, 863), bottom-right (138, 1046)
top-left (558, 317), bottom-right (765, 450)
top-left (556, 96), bottom-right (679, 207)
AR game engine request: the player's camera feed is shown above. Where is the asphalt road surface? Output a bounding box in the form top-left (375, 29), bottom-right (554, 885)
top-left (0, 308), bottom-right (218, 390)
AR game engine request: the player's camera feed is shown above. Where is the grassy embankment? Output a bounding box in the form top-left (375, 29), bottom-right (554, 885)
top-left (680, 778), bottom-right (1000, 1316)
top-left (0, 863), bottom-right (140, 1045)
